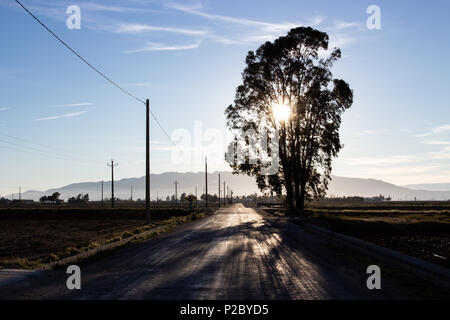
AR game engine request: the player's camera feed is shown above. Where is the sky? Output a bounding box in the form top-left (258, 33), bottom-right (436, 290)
top-left (0, 0), bottom-right (450, 196)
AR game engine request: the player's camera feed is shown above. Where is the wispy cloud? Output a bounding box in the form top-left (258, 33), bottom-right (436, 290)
top-left (422, 140), bottom-right (450, 145)
top-left (428, 146), bottom-right (450, 160)
top-left (125, 42), bottom-right (201, 54)
top-left (166, 2), bottom-right (300, 31)
top-left (81, 3), bottom-right (158, 13)
top-left (0, 107), bottom-right (11, 111)
top-left (50, 103), bottom-right (93, 108)
top-left (346, 155), bottom-right (416, 166)
top-left (433, 124), bottom-right (450, 134)
top-left (33, 111), bottom-right (86, 121)
top-left (415, 124), bottom-right (450, 137)
top-left (363, 164), bottom-right (440, 176)
top-left (357, 129), bottom-right (390, 136)
top-left (333, 21), bottom-right (361, 30)
top-left (115, 23), bottom-right (209, 36)
top-left (166, 2), bottom-right (314, 45)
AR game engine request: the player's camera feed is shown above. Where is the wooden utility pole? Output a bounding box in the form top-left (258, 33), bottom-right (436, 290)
top-left (107, 160), bottom-right (118, 208)
top-left (205, 156), bottom-right (208, 208)
top-left (175, 180), bottom-right (179, 206)
top-left (146, 99), bottom-right (151, 224)
top-left (101, 181), bottom-right (104, 206)
top-left (223, 181), bottom-right (226, 205)
top-left (218, 173), bottom-right (221, 208)
top-left (19, 187), bottom-right (21, 202)
top-left (130, 186), bottom-right (133, 205)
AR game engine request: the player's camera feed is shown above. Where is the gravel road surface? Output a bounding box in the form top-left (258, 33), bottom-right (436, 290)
top-left (0, 204), bottom-right (414, 299)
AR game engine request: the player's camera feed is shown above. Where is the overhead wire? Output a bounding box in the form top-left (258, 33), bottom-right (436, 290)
top-left (15, 0), bottom-right (176, 146)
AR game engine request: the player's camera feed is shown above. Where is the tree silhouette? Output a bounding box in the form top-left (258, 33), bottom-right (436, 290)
top-left (68, 193), bottom-right (89, 204)
top-left (225, 27), bottom-right (353, 215)
top-left (186, 194), bottom-right (196, 210)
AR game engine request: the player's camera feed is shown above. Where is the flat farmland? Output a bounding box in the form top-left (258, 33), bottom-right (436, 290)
top-left (304, 202), bottom-right (450, 268)
top-left (0, 206), bottom-right (202, 269)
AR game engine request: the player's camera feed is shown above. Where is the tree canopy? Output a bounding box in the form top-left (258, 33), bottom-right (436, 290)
top-left (225, 27), bottom-right (353, 215)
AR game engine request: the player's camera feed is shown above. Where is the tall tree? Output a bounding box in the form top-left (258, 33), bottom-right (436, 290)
top-left (225, 27), bottom-right (353, 215)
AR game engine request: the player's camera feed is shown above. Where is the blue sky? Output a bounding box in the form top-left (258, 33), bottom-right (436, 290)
top-left (0, 0), bottom-right (450, 196)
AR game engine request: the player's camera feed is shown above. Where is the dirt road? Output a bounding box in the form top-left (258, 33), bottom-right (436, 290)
top-left (0, 204), bottom-right (414, 299)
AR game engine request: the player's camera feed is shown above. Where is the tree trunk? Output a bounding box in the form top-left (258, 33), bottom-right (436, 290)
top-left (297, 186), bottom-right (306, 216)
top-left (279, 124), bottom-right (295, 216)
top-left (285, 184), bottom-right (295, 217)
top-left (294, 179), bottom-right (300, 216)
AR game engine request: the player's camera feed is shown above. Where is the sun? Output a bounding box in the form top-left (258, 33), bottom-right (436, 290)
top-left (271, 103), bottom-right (291, 123)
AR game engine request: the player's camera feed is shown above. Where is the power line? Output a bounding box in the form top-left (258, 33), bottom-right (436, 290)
top-left (14, 0), bottom-right (143, 105)
top-left (0, 132), bottom-right (96, 161)
top-left (15, 0), bottom-right (176, 146)
top-left (150, 111), bottom-right (176, 146)
top-left (0, 141), bottom-right (100, 166)
top-left (0, 137), bottom-right (92, 163)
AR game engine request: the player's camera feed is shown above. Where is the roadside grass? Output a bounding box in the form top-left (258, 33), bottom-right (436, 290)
top-left (0, 211), bottom-right (206, 270)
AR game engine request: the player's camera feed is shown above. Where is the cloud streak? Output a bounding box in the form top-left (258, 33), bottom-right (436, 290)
top-left (50, 103), bottom-right (93, 108)
top-left (345, 155), bottom-right (416, 166)
top-left (415, 124), bottom-right (450, 137)
top-left (115, 23), bottom-right (209, 36)
top-left (166, 2), bottom-right (303, 33)
top-left (333, 21), bottom-right (361, 30)
top-left (0, 107), bottom-right (11, 111)
top-left (33, 111), bottom-right (86, 121)
top-left (125, 42), bottom-right (201, 54)
top-left (165, 2), bottom-right (321, 45)
top-left (81, 3), bottom-right (158, 13)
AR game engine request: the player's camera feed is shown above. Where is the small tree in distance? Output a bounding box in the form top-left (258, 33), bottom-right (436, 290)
top-left (186, 194), bottom-right (196, 210)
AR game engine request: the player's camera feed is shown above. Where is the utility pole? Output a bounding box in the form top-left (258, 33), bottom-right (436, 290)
top-left (175, 180), bottom-right (179, 206)
top-left (223, 181), bottom-right (226, 206)
top-left (19, 187), bottom-right (21, 202)
top-left (107, 159), bottom-right (118, 208)
top-left (130, 186), bottom-right (133, 205)
top-left (146, 99), bottom-right (151, 224)
top-left (205, 156), bottom-right (208, 208)
top-left (101, 181), bottom-right (104, 206)
top-left (218, 173), bottom-right (221, 208)
top-left (231, 189), bottom-right (233, 204)
top-left (156, 191), bottom-right (159, 206)
top-left (195, 187), bottom-right (198, 208)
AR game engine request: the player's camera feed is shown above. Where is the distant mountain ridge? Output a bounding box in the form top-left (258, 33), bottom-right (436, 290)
top-left (11, 172), bottom-right (450, 201)
top-left (403, 183), bottom-right (450, 192)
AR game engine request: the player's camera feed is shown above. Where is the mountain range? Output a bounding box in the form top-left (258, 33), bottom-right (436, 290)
top-left (9, 172), bottom-right (450, 201)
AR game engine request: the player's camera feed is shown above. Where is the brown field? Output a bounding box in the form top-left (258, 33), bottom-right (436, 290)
top-left (304, 203), bottom-right (450, 268)
top-left (0, 206), bottom-right (202, 269)
top-left (0, 219), bottom-right (144, 264)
